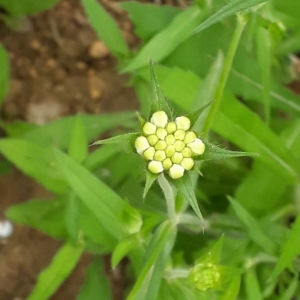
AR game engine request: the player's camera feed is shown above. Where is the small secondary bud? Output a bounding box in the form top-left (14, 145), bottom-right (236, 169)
top-left (147, 134), bottom-right (159, 146)
top-left (171, 152), bottom-right (183, 164)
top-left (165, 145), bottom-right (176, 157)
top-left (156, 128), bottom-right (168, 140)
top-left (162, 158), bottom-right (172, 170)
top-left (154, 150), bottom-right (167, 161)
top-left (184, 131), bottom-right (197, 144)
top-left (165, 134), bottom-right (176, 145)
top-left (155, 140), bottom-right (167, 150)
top-left (174, 130), bottom-right (185, 141)
top-left (182, 147), bottom-right (192, 158)
top-left (174, 140), bottom-right (185, 152)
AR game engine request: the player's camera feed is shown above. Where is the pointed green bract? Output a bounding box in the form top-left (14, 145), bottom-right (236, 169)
top-left (172, 174), bottom-right (204, 224)
top-left (149, 60), bottom-right (172, 118)
top-left (92, 132), bottom-right (139, 153)
top-left (193, 0), bottom-right (268, 34)
top-left (143, 170), bottom-right (159, 199)
top-left (200, 143), bottom-right (258, 161)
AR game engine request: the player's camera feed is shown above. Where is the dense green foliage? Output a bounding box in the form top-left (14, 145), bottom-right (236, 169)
top-left (1, 0), bottom-right (300, 299)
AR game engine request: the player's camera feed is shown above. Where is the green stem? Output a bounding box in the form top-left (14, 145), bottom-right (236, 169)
top-left (203, 14), bottom-right (247, 136)
top-left (158, 174), bottom-right (177, 224)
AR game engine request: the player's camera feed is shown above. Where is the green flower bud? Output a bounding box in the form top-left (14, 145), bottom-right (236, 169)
top-left (174, 140), bottom-right (185, 152)
top-left (169, 164), bottom-right (185, 179)
top-left (154, 150), bottom-right (167, 161)
top-left (165, 145), bottom-right (176, 157)
top-left (147, 134), bottom-right (159, 146)
top-left (150, 111), bottom-right (168, 128)
top-left (148, 160), bottom-right (164, 174)
top-left (155, 140), bottom-right (167, 150)
top-left (184, 131), bottom-right (197, 144)
top-left (181, 158), bottom-right (194, 170)
top-left (189, 263), bottom-right (220, 292)
top-left (171, 152), bottom-right (183, 164)
top-left (156, 128), bottom-right (168, 140)
top-left (175, 116), bottom-right (190, 130)
top-left (182, 147), bottom-right (192, 158)
top-left (166, 122), bottom-right (177, 133)
top-left (174, 130), bottom-right (186, 141)
top-left (143, 147), bottom-right (155, 160)
top-left (143, 122), bottom-right (157, 136)
top-left (165, 134), bottom-right (176, 145)
top-left (162, 158), bottom-right (172, 170)
top-left (187, 138), bottom-right (205, 156)
top-left (135, 136), bottom-right (150, 154)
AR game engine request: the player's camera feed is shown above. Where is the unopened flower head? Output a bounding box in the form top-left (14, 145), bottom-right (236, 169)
top-left (135, 111), bottom-right (205, 179)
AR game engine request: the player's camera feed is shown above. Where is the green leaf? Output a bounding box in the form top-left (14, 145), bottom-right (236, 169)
top-left (27, 243), bottom-right (83, 300)
top-left (193, 0), bottom-right (268, 34)
top-left (54, 148), bottom-right (125, 242)
top-left (220, 275), bottom-right (241, 300)
top-left (65, 194), bottom-right (81, 245)
top-left (0, 0), bottom-right (60, 17)
top-left (255, 26), bottom-right (271, 125)
top-left (200, 143), bottom-right (258, 162)
top-left (68, 115), bottom-right (88, 163)
top-left (127, 221), bottom-right (176, 300)
top-left (122, 6), bottom-right (203, 72)
top-left (91, 132), bottom-right (139, 153)
top-left (273, 0), bottom-right (300, 19)
top-left (279, 275), bottom-right (299, 300)
top-left (0, 139), bottom-right (67, 194)
top-left (81, 0), bottom-right (130, 59)
top-left (228, 197), bottom-right (276, 254)
top-left (273, 214), bottom-right (300, 277)
top-left (120, 2), bottom-right (180, 41)
top-left (172, 174), bottom-right (204, 224)
top-left (143, 170), bottom-right (158, 199)
top-left (84, 144), bottom-right (118, 170)
top-left (23, 112), bottom-right (135, 148)
top-left (197, 235), bottom-right (224, 265)
top-left (245, 267), bottom-right (262, 300)
top-left (191, 51), bottom-right (224, 132)
top-left (5, 199), bottom-right (67, 239)
top-left (0, 46), bottom-right (9, 106)
top-left (77, 258), bottom-right (112, 300)
top-left (111, 234), bottom-right (139, 269)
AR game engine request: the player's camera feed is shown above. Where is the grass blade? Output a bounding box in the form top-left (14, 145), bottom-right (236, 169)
top-left (81, 0), bottom-right (130, 59)
top-left (77, 258), bottom-right (112, 300)
top-left (228, 197), bottom-right (276, 254)
top-left (0, 46), bottom-right (9, 107)
top-left (122, 6), bottom-right (202, 73)
top-left (273, 214), bottom-right (300, 277)
top-left (193, 0), bottom-right (268, 34)
top-left (27, 243), bottom-right (83, 300)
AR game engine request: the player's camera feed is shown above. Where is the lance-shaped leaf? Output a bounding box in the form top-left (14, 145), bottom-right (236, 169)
top-left (193, 0), bottom-right (268, 34)
top-left (92, 132), bottom-right (139, 153)
top-left (149, 60), bottom-right (172, 118)
top-left (172, 174), bottom-right (204, 224)
top-left (199, 143), bottom-right (258, 162)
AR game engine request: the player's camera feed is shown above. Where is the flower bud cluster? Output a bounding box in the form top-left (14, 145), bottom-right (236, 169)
top-left (135, 111), bottom-right (205, 179)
